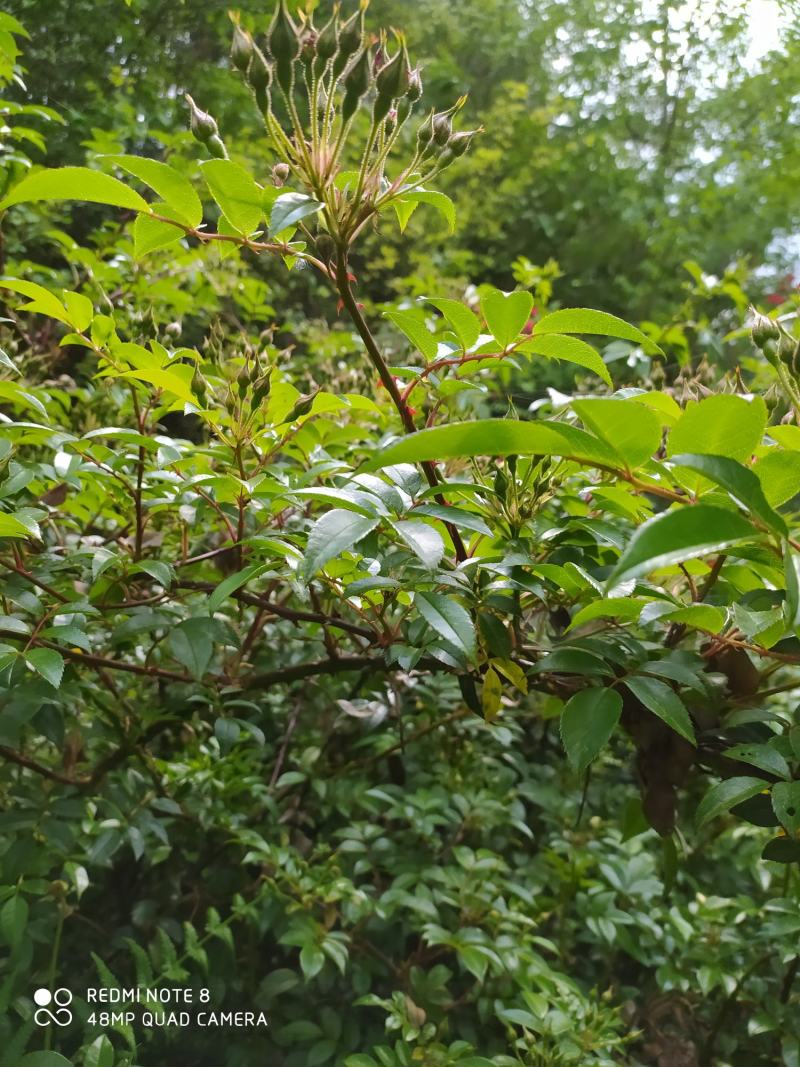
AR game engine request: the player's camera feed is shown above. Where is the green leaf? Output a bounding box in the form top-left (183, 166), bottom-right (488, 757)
top-left (0, 347), bottom-right (17, 373)
top-left (771, 781), bottom-right (800, 834)
top-left (480, 667), bottom-right (503, 720)
top-left (121, 364), bottom-right (196, 405)
top-left (416, 591), bottom-right (475, 659)
top-left (368, 419), bottom-right (620, 471)
top-left (725, 743), bottom-right (790, 781)
top-left (567, 598), bottom-right (644, 630)
top-left (608, 505), bottom-right (757, 587)
top-left (303, 509), bottom-right (379, 578)
top-left (696, 776), bottom-right (766, 829)
top-left (269, 192), bottom-right (323, 236)
top-left (517, 334), bottom-right (612, 386)
top-left (394, 188), bottom-right (455, 233)
top-left (753, 450), bottom-right (800, 507)
top-left (0, 166), bottom-right (150, 212)
top-left (215, 717), bottom-right (241, 751)
top-left (104, 155), bottom-right (203, 226)
top-left (670, 452), bottom-right (787, 535)
top-left (201, 159), bottom-right (263, 235)
top-left (624, 674), bottom-right (696, 744)
top-left (426, 297), bottom-right (480, 349)
top-left (133, 559), bottom-right (174, 588)
top-left (133, 204), bottom-right (185, 257)
top-left (392, 520), bottom-right (445, 568)
top-left (0, 278), bottom-right (72, 326)
top-left (667, 395), bottom-right (766, 463)
top-left (661, 604), bottom-right (726, 632)
top-left (0, 512), bottom-right (36, 537)
top-left (785, 545), bottom-right (800, 628)
top-left (572, 398), bottom-right (661, 468)
top-left (384, 308), bottom-right (438, 361)
top-left (413, 503), bottom-right (491, 536)
top-left (25, 648), bottom-right (65, 688)
top-left (535, 307), bottom-right (662, 354)
top-left (480, 288), bottom-right (533, 348)
top-left (534, 647), bottom-right (614, 677)
top-left (168, 618), bottom-right (214, 680)
top-left (62, 291), bottom-right (93, 332)
top-left (300, 943), bottom-right (325, 979)
top-left (0, 893), bottom-right (27, 948)
top-left (85, 1035), bottom-right (115, 1067)
top-left (560, 687), bottom-right (622, 774)
top-left (208, 563), bottom-right (269, 613)
top-left (18, 1055), bottom-right (74, 1067)
top-left (0, 12), bottom-right (29, 35)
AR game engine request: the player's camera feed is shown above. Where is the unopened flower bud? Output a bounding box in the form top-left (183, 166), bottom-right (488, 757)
top-left (416, 111), bottom-right (434, 151)
top-left (316, 16), bottom-right (338, 61)
top-left (237, 364), bottom-right (250, 399)
top-left (186, 94), bottom-right (218, 143)
top-left (231, 22), bottom-right (254, 73)
top-left (342, 47), bottom-right (371, 124)
top-left (315, 232), bottom-right (335, 261)
top-left (750, 309), bottom-right (781, 349)
top-left (384, 108), bottom-right (397, 134)
top-left (207, 134), bottom-right (228, 159)
top-left (284, 388), bottom-right (319, 423)
top-left (447, 128), bottom-right (480, 157)
top-left (407, 67), bottom-right (422, 102)
top-left (432, 111), bottom-right (452, 147)
top-left (268, 0), bottom-right (300, 94)
top-left (375, 47), bottom-right (409, 101)
top-left (247, 46), bottom-right (271, 94)
top-left (272, 162), bottom-right (290, 187)
top-left (332, 9), bottom-right (362, 79)
top-left (300, 28), bottom-right (319, 70)
top-left (191, 367), bottom-right (207, 400)
top-left (252, 368), bottom-right (274, 407)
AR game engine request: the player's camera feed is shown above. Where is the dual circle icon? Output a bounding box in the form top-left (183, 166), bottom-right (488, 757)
top-left (33, 987), bottom-right (73, 1026)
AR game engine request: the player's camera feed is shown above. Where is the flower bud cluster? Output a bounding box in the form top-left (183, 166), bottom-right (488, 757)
top-left (185, 3), bottom-right (481, 246)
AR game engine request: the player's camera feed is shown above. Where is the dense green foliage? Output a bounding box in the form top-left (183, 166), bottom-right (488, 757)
top-left (1, 3), bottom-right (799, 1066)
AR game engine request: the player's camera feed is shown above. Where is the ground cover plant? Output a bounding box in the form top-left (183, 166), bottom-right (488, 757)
top-left (0, 2), bottom-right (799, 1065)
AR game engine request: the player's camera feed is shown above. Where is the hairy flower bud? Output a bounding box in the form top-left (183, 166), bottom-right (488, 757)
top-left (315, 232), bottom-right (335, 261)
top-left (272, 162), bottom-right (290, 187)
top-left (750, 309), bottom-right (781, 349)
top-left (252, 369), bottom-right (273, 407)
top-left (407, 66), bottom-right (422, 102)
top-left (247, 45), bottom-right (271, 94)
top-left (284, 387), bottom-right (318, 423)
top-left (315, 16), bottom-right (338, 61)
top-left (207, 134), bottom-right (228, 159)
top-left (186, 94), bottom-right (218, 143)
top-left (373, 46), bottom-right (409, 124)
top-left (268, 0), bottom-right (301, 94)
top-left (237, 364), bottom-right (250, 399)
top-left (341, 47), bottom-right (372, 124)
top-left (332, 9), bottom-right (362, 80)
top-left (432, 111), bottom-right (452, 147)
top-left (231, 22), bottom-right (254, 73)
top-left (416, 111), bottom-right (434, 151)
top-left (375, 47), bottom-right (409, 101)
top-left (191, 367), bottom-right (207, 401)
top-left (447, 128), bottom-right (480, 157)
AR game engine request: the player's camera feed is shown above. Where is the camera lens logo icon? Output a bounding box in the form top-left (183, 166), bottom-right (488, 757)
top-left (33, 987), bottom-right (73, 1026)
